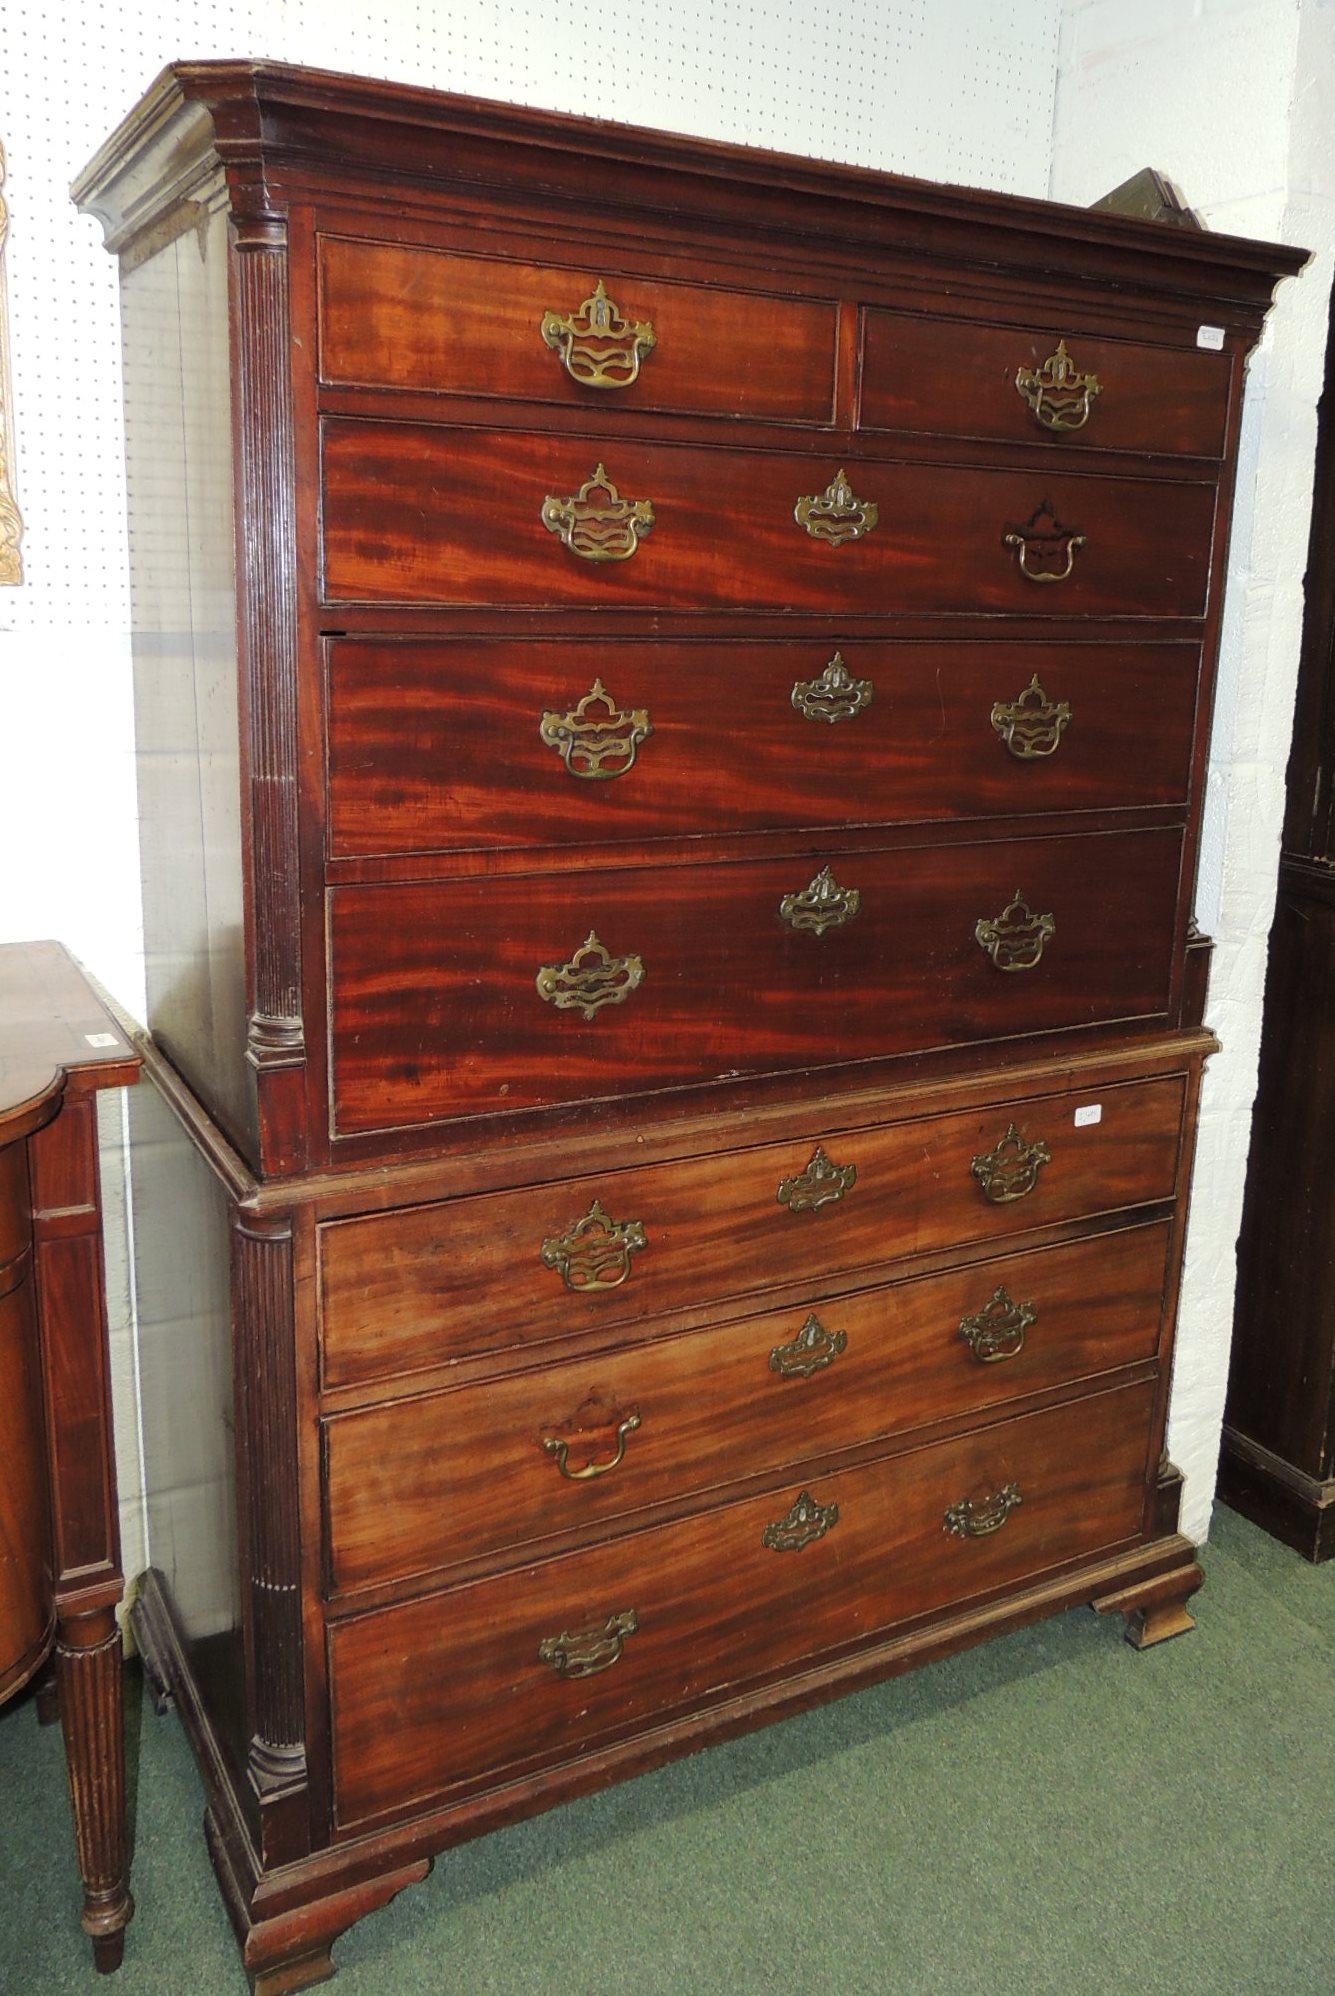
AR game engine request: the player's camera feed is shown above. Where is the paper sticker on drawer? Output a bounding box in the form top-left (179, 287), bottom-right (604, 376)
top-left (1196, 326), bottom-right (1225, 351)
top-left (1073, 1103), bottom-right (1102, 1127)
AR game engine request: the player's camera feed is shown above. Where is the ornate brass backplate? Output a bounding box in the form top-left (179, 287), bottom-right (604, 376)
top-left (536, 929), bottom-right (644, 1019)
top-left (776, 1144), bottom-right (857, 1213)
top-left (541, 461), bottom-right (655, 562)
top-left (1003, 500), bottom-right (1086, 583)
top-left (990, 674), bottom-right (1071, 759)
top-left (540, 1196), bottom-right (648, 1291)
top-left (542, 1406), bottom-right (642, 1479)
top-left (538, 1607), bottom-right (639, 1678)
top-left (779, 864), bottom-right (861, 936)
top-left (974, 889), bottom-right (1056, 973)
top-left (944, 1482), bottom-right (1023, 1538)
top-left (794, 467), bottom-right (879, 545)
top-left (540, 676), bottom-right (653, 779)
top-left (540, 278), bottom-right (657, 390)
top-left (957, 1285), bottom-right (1036, 1364)
top-left (970, 1123), bottom-right (1051, 1204)
top-left (1014, 340), bottom-right (1102, 433)
top-left (791, 651), bottom-right (874, 724)
top-left (769, 1312), bottom-right (848, 1378)
top-left (762, 1488), bottom-right (839, 1551)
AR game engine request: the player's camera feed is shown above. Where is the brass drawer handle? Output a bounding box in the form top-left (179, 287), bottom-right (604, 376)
top-left (791, 651), bottom-right (874, 725)
top-left (540, 279), bottom-right (657, 389)
top-left (536, 929), bottom-right (644, 1019)
top-left (779, 864), bottom-right (860, 936)
top-left (763, 1489), bottom-right (839, 1551)
top-left (794, 467), bottom-right (878, 545)
top-left (957, 1285), bottom-right (1036, 1363)
top-left (541, 462), bottom-right (655, 563)
top-left (1014, 340), bottom-right (1102, 433)
top-left (975, 890), bottom-right (1055, 973)
top-left (770, 1311), bottom-right (847, 1378)
top-left (538, 1607), bottom-right (639, 1678)
top-left (543, 1407), bottom-right (642, 1480)
top-left (1003, 500), bottom-right (1085, 583)
top-left (540, 1197), bottom-right (647, 1291)
top-left (777, 1145), bottom-right (857, 1212)
top-left (540, 677), bottom-right (653, 779)
top-left (971, 1123), bottom-right (1051, 1204)
top-left (945, 1482), bottom-right (1023, 1538)
top-left (990, 674), bottom-right (1071, 759)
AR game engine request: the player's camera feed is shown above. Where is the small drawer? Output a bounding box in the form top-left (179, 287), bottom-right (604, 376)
top-left (328, 825), bottom-right (1182, 1131)
top-left (325, 636), bottom-right (1202, 860)
top-left (860, 313), bottom-right (1231, 458)
top-left (318, 1070), bottom-right (1185, 1390)
top-left (327, 1376), bottom-right (1155, 1828)
top-left (320, 421), bottom-right (1218, 618)
top-left (323, 1219), bottom-right (1171, 1593)
top-left (317, 236), bottom-right (839, 424)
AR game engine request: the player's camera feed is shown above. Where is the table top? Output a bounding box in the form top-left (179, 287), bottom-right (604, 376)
top-left (0, 941), bottom-right (141, 1138)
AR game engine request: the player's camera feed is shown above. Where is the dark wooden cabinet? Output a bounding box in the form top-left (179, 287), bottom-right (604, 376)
top-left (0, 941), bottom-right (140, 1970)
top-left (1221, 294), bottom-right (1335, 1560)
top-left (73, 60), bottom-right (1300, 1994)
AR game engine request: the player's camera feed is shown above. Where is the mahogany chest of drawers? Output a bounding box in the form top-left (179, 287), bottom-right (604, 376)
top-left (74, 61), bottom-right (1301, 1993)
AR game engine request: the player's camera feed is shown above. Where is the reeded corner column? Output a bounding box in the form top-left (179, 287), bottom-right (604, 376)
top-left (232, 1207), bottom-right (309, 1867)
top-left (232, 210), bottom-right (306, 1172)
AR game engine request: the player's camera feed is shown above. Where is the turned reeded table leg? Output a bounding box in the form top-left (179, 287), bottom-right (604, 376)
top-left (57, 1607), bottom-right (133, 1971)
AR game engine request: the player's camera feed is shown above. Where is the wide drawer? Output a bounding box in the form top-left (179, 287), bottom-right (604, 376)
top-left (323, 1219), bottom-right (1171, 1593)
top-left (325, 636), bottom-right (1201, 860)
top-left (317, 236), bottom-right (839, 424)
top-left (328, 1377), bottom-right (1155, 1828)
top-left (320, 421), bottom-right (1218, 617)
top-left (328, 826), bottom-right (1183, 1130)
top-left (318, 1070), bottom-right (1186, 1389)
top-left (860, 313), bottom-right (1231, 458)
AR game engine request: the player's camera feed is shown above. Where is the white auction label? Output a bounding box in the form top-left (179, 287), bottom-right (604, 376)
top-left (1073, 1103), bottom-right (1102, 1127)
top-left (1196, 324), bottom-right (1225, 351)
top-left (84, 1032), bottom-right (119, 1048)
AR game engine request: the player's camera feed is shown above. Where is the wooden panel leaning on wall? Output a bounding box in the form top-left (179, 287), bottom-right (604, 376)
top-left (0, 941), bottom-right (141, 1971)
top-left (72, 60), bottom-right (1303, 1995)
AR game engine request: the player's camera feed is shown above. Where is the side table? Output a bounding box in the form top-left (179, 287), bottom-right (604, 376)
top-left (0, 940), bottom-right (140, 1969)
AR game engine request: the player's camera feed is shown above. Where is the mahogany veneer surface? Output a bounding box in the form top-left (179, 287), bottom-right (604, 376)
top-left (71, 58), bottom-right (1300, 1996)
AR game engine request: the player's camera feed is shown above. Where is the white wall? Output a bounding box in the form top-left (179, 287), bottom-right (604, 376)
top-left (0, 0), bottom-right (1321, 1571)
top-left (1050, 0), bottom-right (1330, 1536)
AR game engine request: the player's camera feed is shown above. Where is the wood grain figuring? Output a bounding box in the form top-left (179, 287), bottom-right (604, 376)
top-left (317, 1072), bottom-right (1185, 1388)
top-left (328, 1377), bottom-right (1156, 1827)
top-left (235, 225), bottom-right (306, 1165)
top-left (320, 421), bottom-right (1218, 617)
top-left (329, 826), bottom-right (1183, 1129)
top-left (324, 1220), bottom-right (1171, 1593)
top-left (859, 313), bottom-right (1230, 457)
top-left (325, 636), bottom-right (1200, 859)
top-left (317, 236), bottom-right (839, 422)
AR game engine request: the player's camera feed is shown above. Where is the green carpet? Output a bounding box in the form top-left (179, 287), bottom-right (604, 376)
top-left (3, 1506), bottom-right (1331, 1996)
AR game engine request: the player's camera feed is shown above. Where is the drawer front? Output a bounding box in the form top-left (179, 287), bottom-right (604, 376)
top-left (317, 236), bottom-right (839, 423)
top-left (318, 1071), bottom-right (1185, 1389)
top-left (321, 421), bottom-right (1217, 617)
top-left (325, 636), bottom-right (1201, 860)
top-left (329, 826), bottom-right (1182, 1130)
top-left (860, 313), bottom-right (1231, 458)
top-left (324, 1220), bottom-right (1171, 1593)
top-left (328, 1377), bottom-right (1155, 1827)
